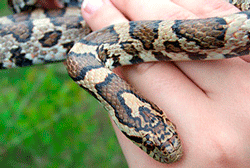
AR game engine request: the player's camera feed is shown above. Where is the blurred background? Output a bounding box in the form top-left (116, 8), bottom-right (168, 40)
top-left (0, 1), bottom-right (127, 167)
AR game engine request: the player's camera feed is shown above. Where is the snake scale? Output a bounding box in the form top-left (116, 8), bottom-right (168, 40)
top-left (0, 0), bottom-right (249, 163)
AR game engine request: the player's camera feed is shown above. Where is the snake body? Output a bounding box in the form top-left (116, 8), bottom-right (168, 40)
top-left (1, 0), bottom-right (249, 163)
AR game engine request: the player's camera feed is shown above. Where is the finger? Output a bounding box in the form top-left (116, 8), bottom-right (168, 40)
top-left (110, 0), bottom-right (198, 20)
top-left (175, 58), bottom-right (250, 96)
top-left (172, 0), bottom-right (240, 17)
top-left (110, 0), bottom-right (239, 20)
top-left (81, 0), bottom-right (128, 31)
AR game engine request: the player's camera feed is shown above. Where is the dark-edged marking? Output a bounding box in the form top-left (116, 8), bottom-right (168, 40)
top-left (129, 20), bottom-right (161, 50)
top-left (81, 25), bottom-right (120, 46)
top-left (93, 73), bottom-right (166, 133)
top-left (62, 41), bottom-right (75, 54)
top-left (0, 63), bottom-right (6, 69)
top-left (10, 46), bottom-right (33, 67)
top-left (44, 8), bottom-right (66, 18)
top-left (122, 131), bottom-right (143, 144)
top-left (0, 21), bottom-right (33, 43)
top-left (67, 52), bottom-right (103, 81)
top-left (172, 17), bottom-right (227, 49)
top-left (153, 51), bottom-right (172, 61)
top-left (38, 30), bottom-right (62, 47)
top-left (187, 52), bottom-right (208, 60)
top-left (51, 16), bottom-right (84, 29)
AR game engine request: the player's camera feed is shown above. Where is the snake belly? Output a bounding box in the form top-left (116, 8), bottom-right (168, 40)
top-left (1, 0), bottom-right (250, 164)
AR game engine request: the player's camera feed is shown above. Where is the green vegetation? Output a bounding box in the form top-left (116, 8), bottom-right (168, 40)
top-left (0, 2), bottom-right (127, 167)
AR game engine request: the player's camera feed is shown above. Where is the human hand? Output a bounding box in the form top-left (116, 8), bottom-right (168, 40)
top-left (80, 0), bottom-right (250, 167)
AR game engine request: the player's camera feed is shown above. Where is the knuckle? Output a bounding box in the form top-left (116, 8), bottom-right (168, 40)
top-left (201, 129), bottom-right (247, 166)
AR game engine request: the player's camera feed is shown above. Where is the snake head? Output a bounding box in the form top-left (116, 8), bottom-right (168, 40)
top-left (120, 104), bottom-right (183, 163)
top-left (142, 122), bottom-right (183, 163)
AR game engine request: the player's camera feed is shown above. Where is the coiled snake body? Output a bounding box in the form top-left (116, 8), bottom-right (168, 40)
top-left (1, 0), bottom-right (249, 163)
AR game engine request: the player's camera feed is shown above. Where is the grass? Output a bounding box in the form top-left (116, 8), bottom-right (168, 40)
top-left (0, 2), bottom-right (127, 167)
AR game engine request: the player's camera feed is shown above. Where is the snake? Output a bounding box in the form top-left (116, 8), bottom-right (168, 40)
top-left (0, 0), bottom-right (249, 164)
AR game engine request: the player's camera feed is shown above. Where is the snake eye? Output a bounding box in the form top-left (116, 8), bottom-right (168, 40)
top-left (144, 140), bottom-right (155, 151)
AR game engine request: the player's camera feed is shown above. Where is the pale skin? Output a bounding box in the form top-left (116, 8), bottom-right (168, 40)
top-left (40, 0), bottom-right (250, 167)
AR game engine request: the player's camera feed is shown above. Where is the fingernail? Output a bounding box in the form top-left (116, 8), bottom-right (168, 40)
top-left (82, 0), bottom-right (104, 14)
